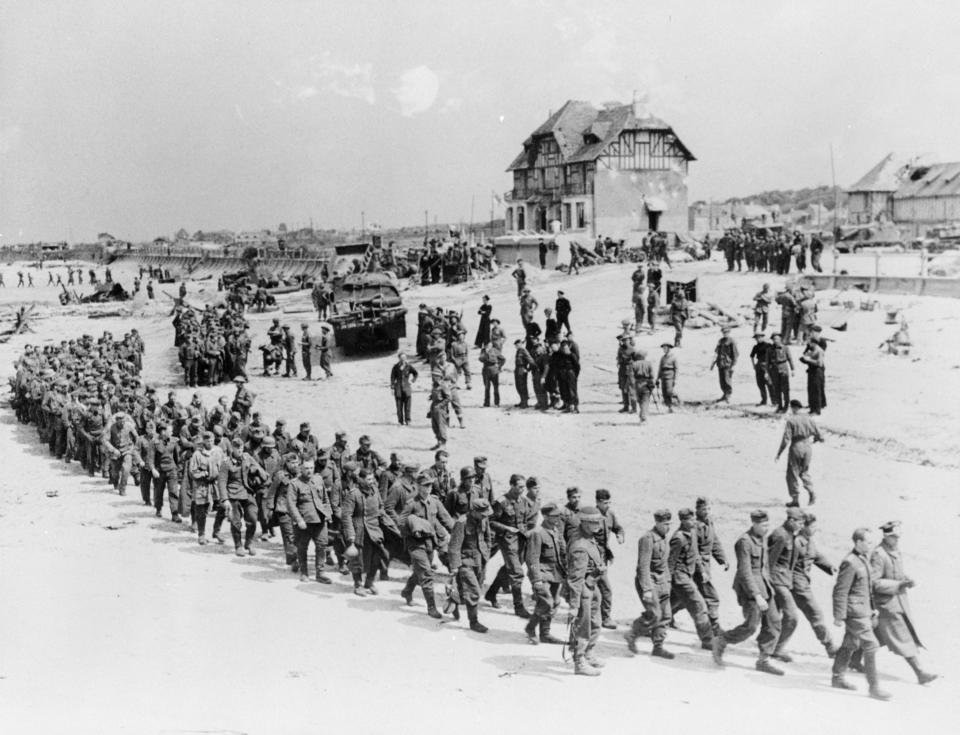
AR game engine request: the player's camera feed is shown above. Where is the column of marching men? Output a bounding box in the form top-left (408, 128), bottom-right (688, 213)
top-left (10, 329), bottom-right (937, 696)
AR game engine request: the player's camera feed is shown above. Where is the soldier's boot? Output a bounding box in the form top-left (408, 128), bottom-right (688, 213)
top-left (483, 584), bottom-right (502, 609)
top-left (401, 583), bottom-right (414, 606)
top-left (711, 634), bottom-right (727, 666)
top-left (230, 527), bottom-right (243, 554)
top-left (848, 648), bottom-right (865, 673)
top-left (864, 651), bottom-right (891, 700)
top-left (624, 630), bottom-right (639, 655)
top-left (652, 643), bottom-right (675, 660)
top-left (352, 572), bottom-right (368, 597)
top-left (539, 620), bottom-right (564, 645)
top-left (423, 590), bottom-right (443, 619)
top-left (467, 605), bottom-right (488, 634)
top-left (824, 641), bottom-right (839, 658)
top-left (755, 656), bottom-right (785, 676)
top-left (906, 657), bottom-right (938, 685)
top-left (524, 615), bottom-right (539, 644)
top-left (244, 524), bottom-right (256, 555)
top-left (511, 587), bottom-right (531, 619)
top-left (771, 648), bottom-right (794, 663)
top-left (573, 658), bottom-right (601, 677)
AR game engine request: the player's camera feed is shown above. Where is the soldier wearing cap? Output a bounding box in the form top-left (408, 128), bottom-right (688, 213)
top-left (315, 448), bottom-right (347, 572)
top-left (383, 461), bottom-right (419, 532)
top-left (667, 507), bottom-right (716, 650)
top-left (280, 325), bottom-right (297, 378)
top-left (831, 527), bottom-right (891, 699)
top-left (593, 489), bottom-right (623, 628)
top-left (567, 505), bottom-right (607, 675)
top-left (485, 474), bottom-right (531, 618)
top-left (215, 437), bottom-right (258, 555)
top-left (767, 507), bottom-right (805, 663)
top-left (629, 347), bottom-right (655, 423)
top-left (625, 510), bottom-right (675, 658)
top-left (230, 376), bottom-right (254, 420)
top-left (710, 326), bottom-right (738, 403)
top-left (694, 498), bottom-right (728, 634)
top-left (870, 521), bottom-right (937, 685)
top-left (445, 465), bottom-right (480, 517)
top-left (399, 474), bottom-right (454, 615)
top-left (299, 323), bottom-right (314, 380)
top-left (428, 378), bottom-right (451, 450)
top-left (788, 512), bottom-right (837, 657)
top-left (712, 510), bottom-right (784, 676)
top-left (657, 343), bottom-right (679, 411)
top-left (749, 332), bottom-right (772, 407)
top-left (317, 324), bottom-right (334, 378)
top-left (524, 500), bottom-right (567, 645)
top-left (328, 431), bottom-right (350, 482)
top-left (766, 333), bottom-right (794, 412)
top-left (776, 399), bottom-right (823, 506)
top-left (513, 338), bottom-right (534, 409)
top-left (446, 499), bottom-right (494, 633)
top-left (616, 334), bottom-right (637, 413)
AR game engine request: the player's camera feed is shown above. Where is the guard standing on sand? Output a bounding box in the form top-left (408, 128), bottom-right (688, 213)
top-left (658, 343), bottom-right (678, 410)
top-left (428, 380), bottom-right (450, 450)
top-left (390, 352), bottom-right (418, 425)
top-left (711, 326), bottom-right (738, 402)
top-left (749, 332), bottom-right (772, 406)
top-left (669, 291), bottom-right (690, 347)
top-left (712, 509), bottom-right (785, 676)
top-left (776, 400), bottom-right (823, 507)
top-left (299, 323), bottom-right (313, 380)
top-left (567, 506), bottom-right (607, 676)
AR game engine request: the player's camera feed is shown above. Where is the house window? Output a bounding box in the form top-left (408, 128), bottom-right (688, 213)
top-left (506, 207), bottom-right (513, 230)
top-left (563, 204), bottom-right (572, 230)
top-left (576, 202), bottom-right (585, 228)
top-left (517, 207), bottom-right (525, 230)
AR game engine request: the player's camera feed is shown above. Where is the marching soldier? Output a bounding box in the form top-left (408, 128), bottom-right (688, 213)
top-left (594, 488), bottom-right (624, 629)
top-left (400, 475), bottom-right (454, 615)
top-left (712, 509), bottom-right (785, 676)
top-left (668, 508), bottom-right (716, 651)
top-left (870, 521), bottom-right (937, 685)
top-left (768, 507), bottom-right (804, 663)
top-left (831, 528), bottom-right (891, 699)
top-left (446, 499), bottom-right (493, 633)
top-left (567, 506), bottom-right (607, 676)
top-left (629, 347), bottom-right (655, 423)
top-left (789, 513), bottom-right (838, 657)
top-left (524, 501), bottom-right (566, 645)
top-left (287, 460), bottom-right (334, 583)
top-left (485, 474), bottom-right (531, 618)
top-left (625, 510), bottom-right (675, 658)
top-left (694, 497), bottom-right (728, 635)
top-left (342, 467), bottom-right (397, 595)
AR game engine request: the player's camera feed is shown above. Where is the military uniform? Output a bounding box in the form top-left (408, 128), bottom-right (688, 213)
top-left (668, 522), bottom-right (715, 646)
top-left (287, 472), bottom-right (333, 579)
top-left (777, 412), bottom-right (822, 505)
top-left (628, 525), bottom-right (672, 648)
top-left (525, 520), bottom-right (566, 642)
top-left (487, 491), bottom-right (530, 616)
top-left (567, 526), bottom-right (606, 670)
top-left (400, 486), bottom-right (454, 610)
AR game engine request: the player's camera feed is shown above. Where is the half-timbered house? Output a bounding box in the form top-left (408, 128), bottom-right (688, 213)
top-left (504, 99), bottom-right (695, 239)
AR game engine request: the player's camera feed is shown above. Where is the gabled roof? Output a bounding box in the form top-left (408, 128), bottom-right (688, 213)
top-left (848, 153), bottom-right (903, 193)
top-left (507, 100), bottom-right (695, 171)
top-left (893, 162), bottom-right (960, 199)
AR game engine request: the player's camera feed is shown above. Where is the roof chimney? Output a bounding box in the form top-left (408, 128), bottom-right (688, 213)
top-left (632, 89), bottom-right (647, 119)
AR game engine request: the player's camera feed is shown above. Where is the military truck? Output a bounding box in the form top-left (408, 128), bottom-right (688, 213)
top-left (327, 272), bottom-right (407, 353)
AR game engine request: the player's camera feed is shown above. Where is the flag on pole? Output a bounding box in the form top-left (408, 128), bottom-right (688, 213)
top-left (492, 190), bottom-right (503, 206)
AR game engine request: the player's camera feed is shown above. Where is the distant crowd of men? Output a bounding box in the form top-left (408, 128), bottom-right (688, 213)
top-left (717, 229), bottom-right (826, 275)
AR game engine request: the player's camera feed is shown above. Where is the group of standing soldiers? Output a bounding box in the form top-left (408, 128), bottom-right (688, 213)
top-left (173, 303), bottom-right (252, 387)
top-left (258, 317), bottom-right (334, 381)
top-left (719, 229), bottom-right (825, 275)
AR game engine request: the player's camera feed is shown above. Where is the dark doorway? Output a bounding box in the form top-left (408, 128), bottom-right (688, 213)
top-left (647, 211), bottom-right (660, 231)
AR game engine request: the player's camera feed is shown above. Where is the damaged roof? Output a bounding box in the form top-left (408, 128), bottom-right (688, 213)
top-left (507, 100), bottom-right (695, 172)
top-left (893, 161), bottom-right (960, 199)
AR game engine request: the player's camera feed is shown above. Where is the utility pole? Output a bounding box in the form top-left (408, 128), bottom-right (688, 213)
top-left (361, 211), bottom-right (365, 239)
top-left (424, 210), bottom-right (428, 246)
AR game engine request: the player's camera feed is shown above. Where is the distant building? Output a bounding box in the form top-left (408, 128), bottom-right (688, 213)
top-left (504, 99), bottom-right (695, 239)
top-left (846, 153), bottom-right (902, 224)
top-left (848, 153), bottom-right (960, 236)
top-left (235, 230), bottom-right (279, 248)
top-left (97, 232), bottom-right (116, 244)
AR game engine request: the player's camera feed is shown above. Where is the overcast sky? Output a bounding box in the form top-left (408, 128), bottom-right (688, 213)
top-left (3, 0), bottom-right (960, 242)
